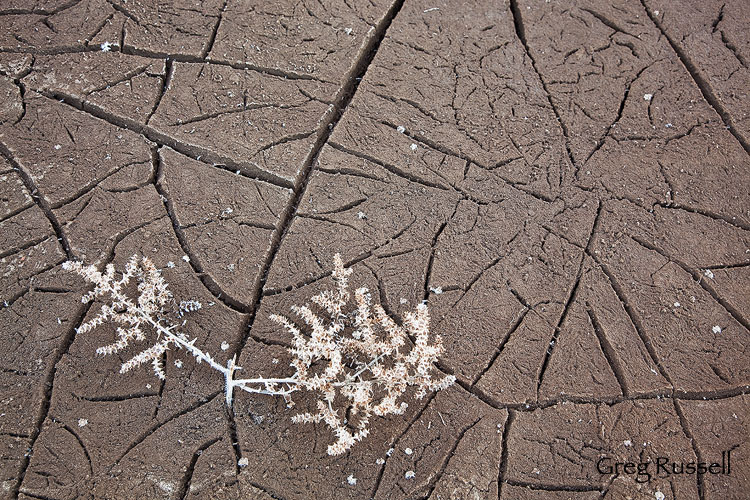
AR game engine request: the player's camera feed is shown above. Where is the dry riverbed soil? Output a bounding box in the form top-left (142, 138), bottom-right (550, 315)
top-left (0, 0), bottom-right (748, 499)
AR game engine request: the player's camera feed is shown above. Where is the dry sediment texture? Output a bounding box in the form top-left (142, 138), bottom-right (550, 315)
top-left (0, 0), bottom-right (747, 499)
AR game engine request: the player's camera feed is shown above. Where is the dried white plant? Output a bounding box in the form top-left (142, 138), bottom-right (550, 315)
top-left (64, 254), bottom-right (454, 455)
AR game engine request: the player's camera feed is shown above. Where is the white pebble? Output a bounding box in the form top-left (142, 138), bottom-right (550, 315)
top-left (405, 470), bottom-right (415, 479)
top-left (347, 474), bottom-right (357, 485)
top-left (704, 269), bottom-right (714, 279)
top-left (712, 325), bottom-right (722, 334)
top-left (404, 448), bottom-right (412, 455)
top-left (410, 143), bottom-right (418, 151)
top-left (238, 457), bottom-right (249, 467)
top-left (221, 341), bottom-right (230, 350)
top-left (397, 125), bottom-right (406, 133)
top-left (644, 94), bottom-right (653, 101)
top-left (78, 418), bottom-right (88, 427)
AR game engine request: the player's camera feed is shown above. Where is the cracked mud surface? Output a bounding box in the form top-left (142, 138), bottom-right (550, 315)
top-left (0, 1), bottom-right (748, 499)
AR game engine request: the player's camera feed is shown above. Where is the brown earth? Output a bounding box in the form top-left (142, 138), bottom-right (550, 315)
top-left (0, 1), bottom-right (748, 499)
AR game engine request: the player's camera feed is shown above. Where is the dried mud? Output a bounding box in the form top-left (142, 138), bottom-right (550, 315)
top-left (0, 1), bottom-right (748, 499)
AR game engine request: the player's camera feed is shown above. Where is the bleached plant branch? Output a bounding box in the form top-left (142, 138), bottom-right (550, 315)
top-left (64, 254), bottom-right (454, 455)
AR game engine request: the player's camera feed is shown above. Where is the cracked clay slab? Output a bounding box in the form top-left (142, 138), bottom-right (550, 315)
top-left (0, 0), bottom-right (748, 499)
